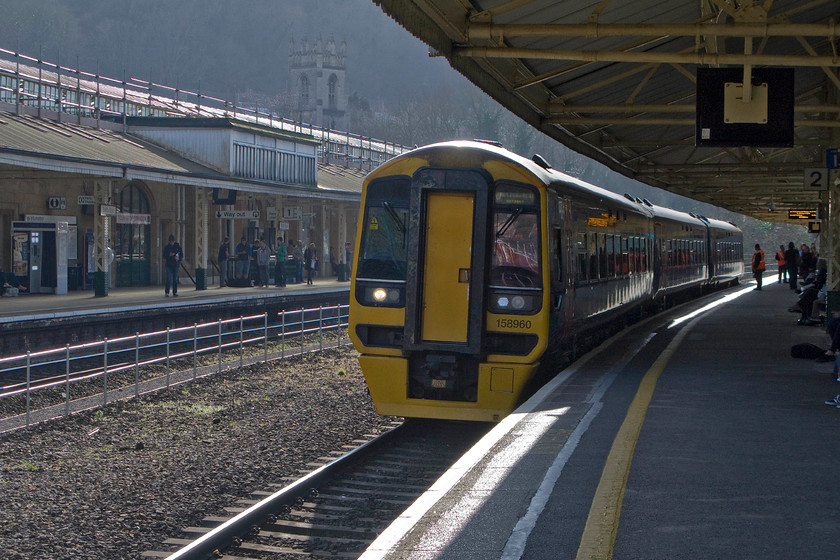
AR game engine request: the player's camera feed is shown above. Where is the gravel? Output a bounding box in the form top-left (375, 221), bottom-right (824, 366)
top-left (0, 346), bottom-right (397, 559)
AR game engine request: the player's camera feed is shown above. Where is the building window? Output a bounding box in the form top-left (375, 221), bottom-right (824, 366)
top-left (328, 74), bottom-right (338, 109)
top-left (299, 75), bottom-right (309, 109)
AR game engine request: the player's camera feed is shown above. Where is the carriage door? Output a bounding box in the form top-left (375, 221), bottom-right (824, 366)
top-left (405, 168), bottom-right (489, 354)
top-left (421, 192), bottom-right (474, 343)
top-left (404, 168), bottom-right (489, 401)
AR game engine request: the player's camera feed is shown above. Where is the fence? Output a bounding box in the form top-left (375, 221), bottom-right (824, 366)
top-left (0, 304), bottom-right (349, 432)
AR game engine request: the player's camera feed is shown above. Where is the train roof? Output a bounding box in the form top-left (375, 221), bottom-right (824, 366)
top-left (391, 142), bottom-right (740, 230)
top-left (700, 216), bottom-right (742, 234)
top-left (645, 202), bottom-right (708, 228)
top-left (405, 140), bottom-right (652, 217)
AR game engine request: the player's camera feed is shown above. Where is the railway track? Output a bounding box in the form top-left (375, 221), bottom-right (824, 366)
top-left (144, 419), bottom-right (492, 559)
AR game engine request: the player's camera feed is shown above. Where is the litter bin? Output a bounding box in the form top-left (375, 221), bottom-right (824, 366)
top-left (67, 265), bottom-right (82, 291)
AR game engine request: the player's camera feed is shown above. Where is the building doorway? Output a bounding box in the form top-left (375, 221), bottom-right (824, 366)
top-left (115, 182), bottom-right (151, 287)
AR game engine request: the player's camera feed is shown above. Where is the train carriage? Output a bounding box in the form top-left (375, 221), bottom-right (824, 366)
top-left (350, 141), bottom-right (742, 422)
top-left (703, 216), bottom-right (745, 285)
top-left (647, 204), bottom-right (710, 302)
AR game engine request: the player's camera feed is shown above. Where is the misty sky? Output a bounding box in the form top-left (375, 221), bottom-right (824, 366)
top-left (0, 0), bottom-right (474, 107)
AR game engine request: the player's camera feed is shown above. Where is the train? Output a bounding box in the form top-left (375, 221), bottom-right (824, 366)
top-left (348, 140), bottom-right (744, 422)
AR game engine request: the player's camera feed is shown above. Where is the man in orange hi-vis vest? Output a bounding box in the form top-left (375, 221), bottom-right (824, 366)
top-left (753, 244), bottom-right (766, 291)
top-left (775, 244), bottom-right (787, 283)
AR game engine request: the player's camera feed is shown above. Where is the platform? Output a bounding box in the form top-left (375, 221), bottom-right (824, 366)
top-left (0, 277), bottom-right (350, 355)
top-left (0, 276), bottom-right (349, 324)
top-left (360, 279), bottom-right (840, 559)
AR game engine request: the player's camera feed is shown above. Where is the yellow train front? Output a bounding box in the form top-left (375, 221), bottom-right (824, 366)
top-left (349, 141), bottom-right (553, 422)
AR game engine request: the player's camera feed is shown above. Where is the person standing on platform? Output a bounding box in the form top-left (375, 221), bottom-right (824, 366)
top-left (752, 244), bottom-right (765, 291)
top-left (304, 242), bottom-right (318, 285)
top-left (345, 242), bottom-right (353, 273)
top-left (250, 239), bottom-right (261, 286)
top-left (292, 240), bottom-right (304, 283)
top-left (218, 236), bottom-right (230, 288)
top-left (163, 234), bottom-right (183, 297)
top-left (800, 244), bottom-right (814, 281)
top-left (235, 236), bottom-right (251, 284)
top-left (775, 244), bottom-right (787, 284)
top-left (784, 242), bottom-right (799, 291)
top-left (276, 236), bottom-right (288, 287)
top-left (256, 239), bottom-right (270, 288)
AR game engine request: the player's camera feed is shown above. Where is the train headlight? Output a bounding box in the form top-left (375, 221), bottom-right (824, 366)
top-left (490, 291), bottom-right (539, 314)
top-left (359, 284), bottom-right (404, 307)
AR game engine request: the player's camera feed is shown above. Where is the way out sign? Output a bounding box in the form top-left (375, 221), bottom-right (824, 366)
top-left (216, 210), bottom-right (259, 219)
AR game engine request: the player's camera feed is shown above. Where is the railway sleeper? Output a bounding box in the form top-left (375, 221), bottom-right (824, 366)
top-left (261, 519), bottom-right (378, 538)
top-left (254, 528), bottom-right (364, 544)
top-left (338, 478), bottom-right (430, 491)
top-left (239, 539), bottom-right (360, 558)
top-left (324, 484), bottom-right (424, 499)
top-left (308, 491), bottom-right (414, 506)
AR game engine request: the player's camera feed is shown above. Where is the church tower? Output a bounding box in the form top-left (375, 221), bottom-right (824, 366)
top-left (288, 36), bottom-right (348, 131)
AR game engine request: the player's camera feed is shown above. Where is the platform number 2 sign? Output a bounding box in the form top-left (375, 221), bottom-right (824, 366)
top-left (804, 168), bottom-right (828, 190)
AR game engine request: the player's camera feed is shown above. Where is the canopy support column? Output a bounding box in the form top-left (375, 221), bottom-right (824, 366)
top-left (195, 187), bottom-right (208, 290)
top-left (94, 180), bottom-right (113, 297)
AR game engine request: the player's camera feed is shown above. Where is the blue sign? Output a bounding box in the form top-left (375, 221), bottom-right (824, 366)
top-left (828, 148), bottom-right (840, 169)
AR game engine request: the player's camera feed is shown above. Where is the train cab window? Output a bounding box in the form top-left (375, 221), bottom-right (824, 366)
top-left (491, 183), bottom-right (541, 289)
top-left (357, 178), bottom-right (409, 280)
top-left (490, 183), bottom-right (542, 315)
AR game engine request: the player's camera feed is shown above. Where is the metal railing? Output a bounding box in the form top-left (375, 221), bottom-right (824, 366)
top-left (0, 304), bottom-right (350, 431)
top-left (0, 47), bottom-right (410, 169)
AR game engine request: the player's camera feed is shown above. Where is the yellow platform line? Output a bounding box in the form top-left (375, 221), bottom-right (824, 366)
top-left (575, 321), bottom-right (694, 559)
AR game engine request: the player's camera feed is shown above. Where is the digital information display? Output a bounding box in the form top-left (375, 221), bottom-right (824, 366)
top-left (789, 209), bottom-right (817, 220)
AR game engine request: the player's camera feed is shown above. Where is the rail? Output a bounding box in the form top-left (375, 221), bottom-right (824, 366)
top-left (0, 304), bottom-right (349, 431)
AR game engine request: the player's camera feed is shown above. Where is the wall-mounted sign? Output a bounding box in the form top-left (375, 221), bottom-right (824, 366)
top-left (100, 204), bottom-right (118, 217)
top-left (804, 168), bottom-right (829, 190)
top-left (215, 210), bottom-right (259, 220)
top-left (24, 215), bottom-right (78, 224)
top-left (267, 207), bottom-right (278, 221)
top-left (828, 148), bottom-right (839, 169)
top-left (116, 213), bottom-right (151, 225)
top-left (277, 221), bottom-right (290, 231)
top-left (283, 206), bottom-right (302, 220)
top-left (789, 209), bottom-right (817, 220)
top-left (48, 197), bottom-right (66, 210)
top-left (78, 195), bottom-right (95, 205)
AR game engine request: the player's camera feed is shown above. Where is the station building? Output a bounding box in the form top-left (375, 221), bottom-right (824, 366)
top-left (0, 50), bottom-right (406, 296)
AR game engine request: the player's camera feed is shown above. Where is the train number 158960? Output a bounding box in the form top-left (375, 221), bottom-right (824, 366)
top-left (495, 318), bottom-right (532, 329)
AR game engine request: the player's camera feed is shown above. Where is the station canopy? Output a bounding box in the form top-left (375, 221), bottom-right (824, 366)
top-left (373, 0), bottom-right (840, 224)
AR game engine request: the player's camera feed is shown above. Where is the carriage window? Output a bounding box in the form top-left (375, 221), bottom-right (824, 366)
top-left (599, 233), bottom-right (607, 278)
top-left (491, 184), bottom-right (541, 288)
top-left (575, 232), bottom-right (587, 282)
top-left (620, 236), bottom-right (629, 275)
top-left (588, 232), bottom-right (598, 279)
top-left (357, 178), bottom-right (409, 280)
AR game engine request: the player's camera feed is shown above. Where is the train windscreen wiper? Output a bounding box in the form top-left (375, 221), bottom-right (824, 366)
top-left (496, 207), bottom-right (522, 237)
top-left (382, 201), bottom-right (406, 234)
